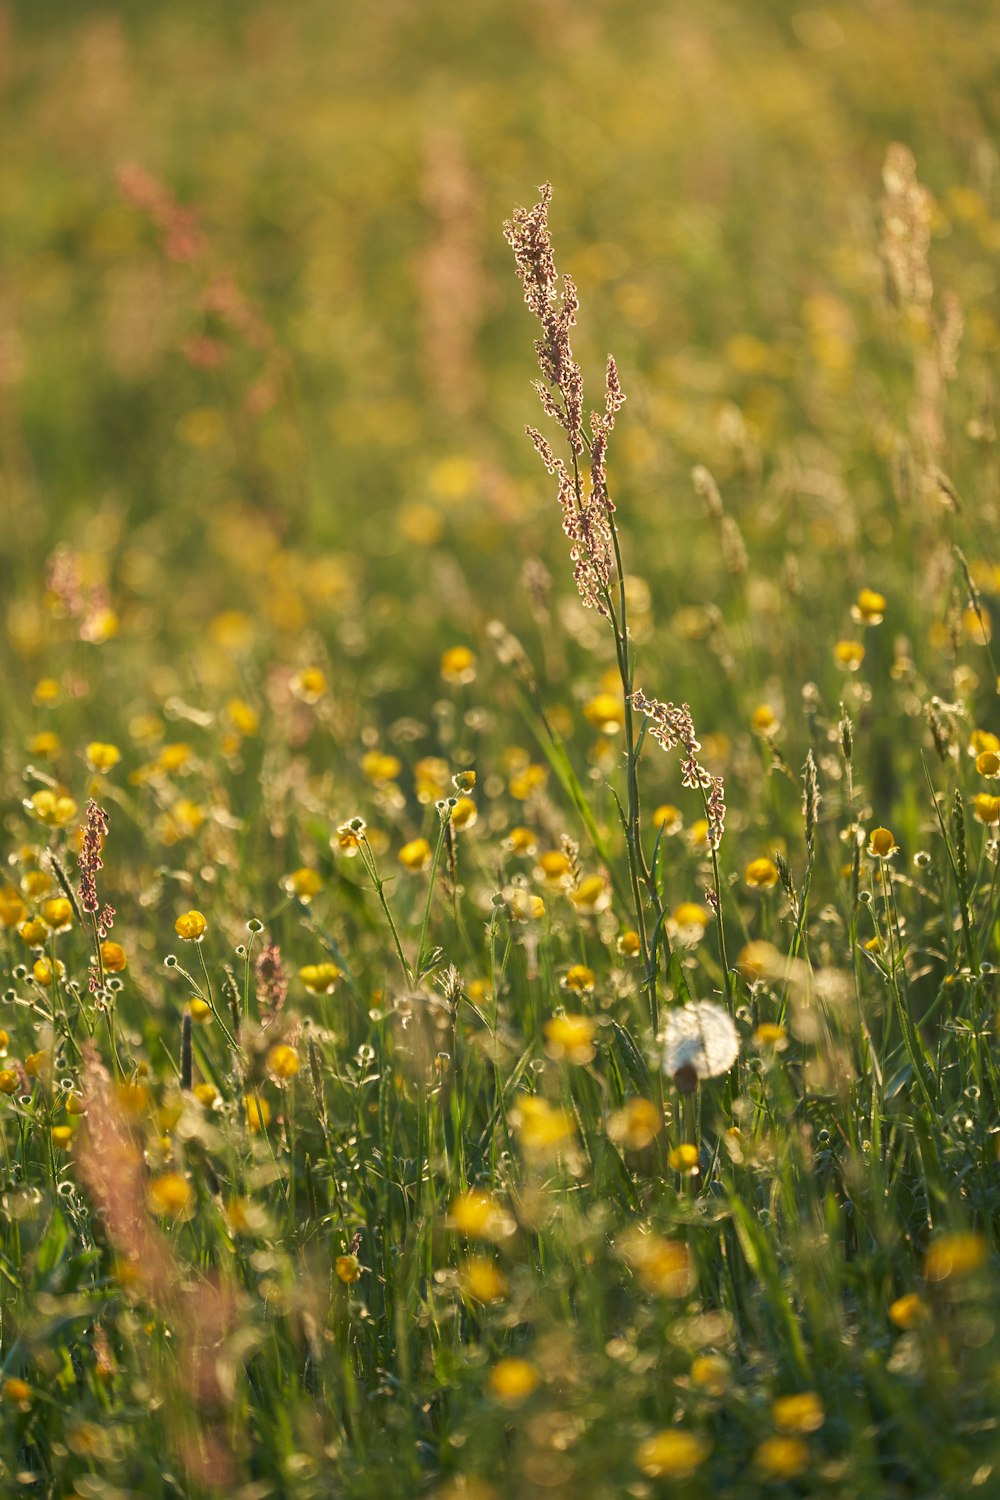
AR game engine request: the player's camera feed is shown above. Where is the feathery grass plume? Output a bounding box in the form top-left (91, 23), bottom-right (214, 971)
top-left (802, 749), bottom-right (821, 851)
top-left (880, 143), bottom-right (933, 320)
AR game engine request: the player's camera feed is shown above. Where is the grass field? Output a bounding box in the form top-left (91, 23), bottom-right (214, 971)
top-left (2, 2), bottom-right (1000, 1495)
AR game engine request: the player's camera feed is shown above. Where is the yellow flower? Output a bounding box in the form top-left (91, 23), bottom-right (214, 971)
top-left (652, 804), bottom-right (683, 835)
top-left (672, 901), bottom-right (710, 929)
top-left (607, 1097), bottom-right (662, 1150)
top-left (506, 825), bottom-right (537, 856)
top-left (335, 1253), bottom-right (362, 1284)
top-left (537, 850), bottom-right (573, 888)
top-left (669, 1143), bottom-right (700, 1174)
top-left (453, 770), bottom-right (476, 794)
top-left (440, 645), bottom-right (477, 685)
top-left (147, 1174), bottom-right (195, 1221)
top-left (28, 789), bottom-right (77, 828)
top-left (51, 1125), bottom-right (74, 1149)
top-left (0, 1071), bottom-right (18, 1095)
top-left (617, 929), bottom-right (641, 958)
top-left (619, 1230), bottom-right (695, 1297)
top-left (361, 750), bottom-right (402, 784)
top-left (459, 1257), bottom-right (508, 1304)
top-left (244, 1093), bottom-right (272, 1132)
top-left (512, 1096), bottom-right (574, 1153)
top-left (690, 1353), bottom-right (730, 1395)
top-left (563, 963), bottom-right (595, 993)
top-left (583, 692), bottom-right (624, 732)
top-left (744, 857), bottom-right (779, 890)
top-left (544, 1013), bottom-right (596, 1064)
top-left (976, 750), bottom-right (1000, 778)
top-left (449, 797), bottom-right (478, 831)
top-left (688, 818), bottom-right (709, 847)
top-left (85, 742), bottom-right (121, 773)
top-left (570, 873), bottom-right (610, 914)
top-left (100, 941), bottom-right (127, 973)
top-left (284, 867), bottom-right (324, 901)
top-left (447, 1190), bottom-right (514, 1242)
top-left (868, 826), bottom-right (897, 859)
top-left (267, 1044), bottom-right (300, 1080)
top-left (924, 1232), bottom-right (987, 1282)
top-left (0, 887), bottom-right (27, 927)
top-left (299, 963), bottom-right (341, 994)
top-left (754, 1023), bottom-right (787, 1049)
top-left (889, 1292), bottom-right (928, 1330)
top-left (2, 1378), bottom-right (30, 1404)
top-left (40, 897), bottom-right (73, 932)
top-left (970, 730), bottom-right (1000, 756)
top-left (18, 918), bottom-right (49, 947)
top-left (772, 1392), bottom-right (824, 1434)
top-left (963, 606), bottom-right (992, 644)
top-left (155, 742), bottom-right (193, 775)
top-left (972, 794), bottom-right (1000, 825)
top-left (32, 678), bottom-right (61, 706)
top-left (28, 731), bottom-right (61, 759)
top-left (855, 587), bottom-right (886, 624)
top-left (0, 1031), bottom-right (7, 1057)
top-left (174, 910), bottom-right (207, 941)
top-left (506, 889), bottom-right (545, 921)
top-left (188, 998), bottom-right (212, 1023)
top-left (488, 1358), bottom-right (539, 1404)
top-left (751, 704), bottom-right (778, 734)
top-left (755, 1436), bottom-right (809, 1480)
top-left (193, 1082), bottom-right (219, 1107)
top-left (226, 697), bottom-right (260, 737)
top-left (737, 941), bottom-right (780, 980)
top-left (834, 639), bottom-right (865, 670)
top-left (290, 667), bottom-right (327, 704)
top-left (508, 762), bottom-right (547, 800)
top-left (32, 958), bottom-right (65, 987)
top-left (22, 870), bottom-right (52, 899)
top-left (635, 1430), bottom-right (709, 1480)
top-left (398, 837), bottom-right (432, 872)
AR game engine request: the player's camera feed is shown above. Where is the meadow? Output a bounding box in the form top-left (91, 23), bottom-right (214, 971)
top-left (1, 1), bottom-right (1000, 1495)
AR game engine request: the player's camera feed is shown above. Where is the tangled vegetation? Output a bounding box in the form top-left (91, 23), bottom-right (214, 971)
top-left (1, 2), bottom-right (999, 1496)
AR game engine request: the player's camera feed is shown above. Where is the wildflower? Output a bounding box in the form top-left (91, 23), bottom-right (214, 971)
top-left (0, 887), bottom-right (27, 927)
top-left (617, 929), bottom-right (642, 958)
top-left (29, 731), bottom-right (61, 758)
top-left (652, 804), bottom-right (683, 835)
top-left (40, 897), bottom-right (73, 931)
top-left (751, 704), bottom-right (778, 734)
top-left (570, 873), bottom-right (610, 914)
top-left (298, 962), bottom-right (340, 994)
top-left (0, 1071), bottom-right (18, 1095)
top-left (100, 941), bottom-right (127, 973)
top-left (267, 1044), bottom-right (300, 1080)
top-left (18, 917), bottom-right (48, 947)
top-left (745, 857), bottom-right (780, 890)
top-left (924, 1232), bottom-right (987, 1281)
top-left (450, 797), bottom-right (478, 831)
top-left (672, 901), bottom-right (710, 929)
top-left (635, 1430), bottom-right (709, 1480)
top-left (970, 730), bottom-right (1000, 756)
top-left (23, 870), bottom-right (51, 899)
top-left (174, 910), bottom-right (207, 941)
top-left (834, 639), bottom-right (865, 670)
top-left (583, 692), bottom-right (624, 731)
top-left (488, 1359), bottom-right (539, 1404)
top-left (32, 957), bottom-right (65, 987)
top-left (85, 742), bottom-right (121, 773)
top-left (976, 750), bottom-right (1000, 777)
top-left (155, 742), bottom-right (193, 775)
top-left (972, 794), bottom-right (1000, 825)
top-left (537, 849), bottom-right (573, 888)
top-left (335, 1254), bottom-right (362, 1285)
top-left (963, 606), bottom-right (992, 644)
top-left (511, 1095), bottom-right (574, 1153)
top-left (508, 761), bottom-right (548, 799)
top-left (772, 1393), bottom-right (824, 1433)
top-left (290, 668), bottom-right (327, 704)
top-left (460, 1257), bottom-right (508, 1304)
top-left (51, 1125), bottom-right (74, 1149)
top-left (33, 678), bottom-right (61, 706)
top-left (691, 1354), bottom-right (730, 1395)
top-left (244, 1093), bottom-right (271, 1132)
top-left (226, 697), bottom-right (260, 736)
top-left (620, 1229), bottom-right (695, 1296)
top-left (440, 646), bottom-right (477, 684)
top-left (889, 1292), bottom-right (928, 1329)
top-left (335, 817), bottom-right (366, 853)
top-left (3, 1378), bottom-right (30, 1404)
top-left (399, 837), bottom-right (432, 872)
top-left (607, 1097), bottom-right (662, 1151)
top-left (755, 1436), bottom-right (809, 1480)
top-left (284, 867), bottom-right (324, 902)
top-left (361, 750), bottom-right (401, 784)
top-left (147, 1174), bottom-right (195, 1221)
top-left (868, 826), bottom-right (898, 859)
top-left (563, 963), bottom-right (595, 993)
top-left (544, 1013), bottom-right (596, 1064)
top-left (193, 1082), bottom-right (219, 1107)
top-left (0, 1032), bottom-right (7, 1057)
top-left (27, 789), bottom-right (77, 828)
top-left (447, 1190), bottom-right (515, 1242)
top-left (188, 998), bottom-right (212, 1023)
top-left (854, 588), bottom-right (886, 624)
top-left (668, 1143), bottom-right (700, 1174)
top-left (663, 1002), bottom-right (740, 1091)
top-left (754, 1023), bottom-right (787, 1049)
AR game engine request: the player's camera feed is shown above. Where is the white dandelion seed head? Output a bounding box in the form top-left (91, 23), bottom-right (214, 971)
top-left (662, 1002), bottom-right (740, 1082)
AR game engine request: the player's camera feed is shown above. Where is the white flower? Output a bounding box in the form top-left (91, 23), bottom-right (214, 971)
top-left (662, 1002), bottom-right (740, 1087)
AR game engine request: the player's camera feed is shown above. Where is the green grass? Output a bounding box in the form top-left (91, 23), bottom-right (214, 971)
top-left (1, 2), bottom-right (1000, 1496)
